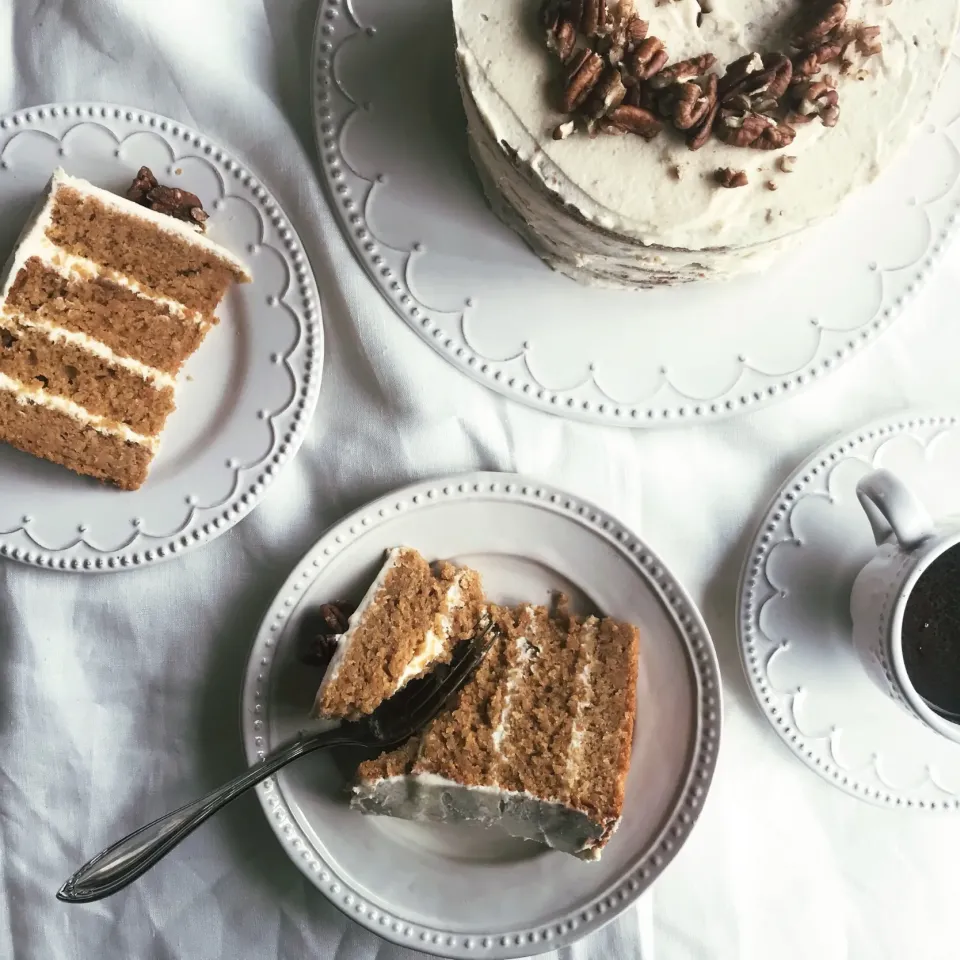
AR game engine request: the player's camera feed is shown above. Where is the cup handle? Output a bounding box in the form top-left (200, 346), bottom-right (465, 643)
top-left (856, 469), bottom-right (935, 549)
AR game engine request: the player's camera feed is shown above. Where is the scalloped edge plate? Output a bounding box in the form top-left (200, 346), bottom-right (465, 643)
top-left (0, 102), bottom-right (323, 572)
top-left (737, 410), bottom-right (960, 808)
top-left (240, 472), bottom-right (722, 958)
top-left (313, 1), bottom-right (960, 427)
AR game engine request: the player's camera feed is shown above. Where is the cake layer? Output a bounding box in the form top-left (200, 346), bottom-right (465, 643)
top-left (0, 379), bottom-right (152, 489)
top-left (47, 186), bottom-right (248, 314)
top-left (314, 547), bottom-right (485, 719)
top-left (354, 603), bottom-right (640, 859)
top-left (6, 258), bottom-right (210, 374)
top-left (0, 315), bottom-right (174, 435)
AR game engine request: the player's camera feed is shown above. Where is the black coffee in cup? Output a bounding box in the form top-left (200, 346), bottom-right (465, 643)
top-left (901, 544), bottom-right (960, 718)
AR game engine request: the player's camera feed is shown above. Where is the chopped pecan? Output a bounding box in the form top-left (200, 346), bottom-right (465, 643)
top-left (127, 166), bottom-right (209, 230)
top-left (598, 7), bottom-right (648, 64)
top-left (553, 119), bottom-right (577, 139)
top-left (719, 52), bottom-right (792, 104)
top-left (754, 122), bottom-right (797, 148)
top-left (717, 52), bottom-right (765, 99)
top-left (318, 602), bottom-right (353, 635)
top-left (623, 80), bottom-right (657, 112)
top-left (686, 99), bottom-right (719, 150)
top-left (604, 104), bottom-right (663, 139)
top-left (648, 53), bottom-right (717, 91)
top-left (716, 112), bottom-right (796, 149)
top-left (671, 75), bottom-right (717, 131)
top-left (581, 0), bottom-right (607, 37)
top-left (629, 36), bottom-right (668, 80)
top-left (585, 65), bottom-right (627, 117)
top-left (126, 165), bottom-right (158, 203)
top-left (716, 167), bottom-right (748, 188)
top-left (852, 22), bottom-right (882, 57)
top-left (789, 80), bottom-right (840, 126)
top-left (791, 41), bottom-right (843, 81)
top-left (298, 601), bottom-right (356, 669)
top-left (716, 112), bottom-right (773, 147)
top-left (778, 155), bottom-right (797, 172)
top-left (547, 18), bottom-right (579, 61)
top-left (793, 1), bottom-right (848, 50)
top-left (562, 49), bottom-right (605, 111)
top-left (625, 15), bottom-right (648, 46)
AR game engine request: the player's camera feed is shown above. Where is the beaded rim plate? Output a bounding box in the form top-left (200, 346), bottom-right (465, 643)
top-left (0, 102), bottom-right (323, 572)
top-left (737, 411), bottom-right (960, 808)
top-left (314, 0), bottom-right (960, 426)
top-left (240, 472), bottom-right (722, 958)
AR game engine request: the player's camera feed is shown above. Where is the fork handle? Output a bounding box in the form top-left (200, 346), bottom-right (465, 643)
top-left (57, 728), bottom-right (355, 903)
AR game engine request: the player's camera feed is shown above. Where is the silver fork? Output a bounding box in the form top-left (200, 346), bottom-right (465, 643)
top-left (57, 621), bottom-right (498, 904)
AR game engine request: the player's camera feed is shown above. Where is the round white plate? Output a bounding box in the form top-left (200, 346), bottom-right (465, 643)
top-left (314, 1), bottom-right (960, 427)
top-left (241, 473), bottom-right (721, 958)
top-left (738, 412), bottom-right (960, 809)
top-left (0, 103), bottom-right (322, 571)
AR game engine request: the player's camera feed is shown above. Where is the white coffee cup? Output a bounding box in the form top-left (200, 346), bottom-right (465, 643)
top-left (850, 468), bottom-right (960, 743)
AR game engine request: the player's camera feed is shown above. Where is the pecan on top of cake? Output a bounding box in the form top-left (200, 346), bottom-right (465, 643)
top-left (538, 0), bottom-right (883, 178)
top-left (127, 166), bottom-right (210, 232)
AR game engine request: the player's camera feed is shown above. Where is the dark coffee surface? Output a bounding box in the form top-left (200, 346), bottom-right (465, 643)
top-left (902, 545), bottom-right (960, 716)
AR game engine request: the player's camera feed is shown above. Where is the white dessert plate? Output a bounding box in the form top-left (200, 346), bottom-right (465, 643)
top-left (314, 1), bottom-right (960, 427)
top-left (0, 103), bottom-right (322, 571)
top-left (241, 473), bottom-right (721, 958)
top-left (738, 412), bottom-right (960, 809)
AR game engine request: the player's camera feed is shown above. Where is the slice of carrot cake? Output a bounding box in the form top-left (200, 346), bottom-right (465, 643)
top-left (352, 603), bottom-right (640, 860)
top-left (0, 167), bottom-right (251, 490)
top-left (312, 547), bottom-right (486, 720)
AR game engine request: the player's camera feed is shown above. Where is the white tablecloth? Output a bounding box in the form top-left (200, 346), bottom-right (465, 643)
top-left (3, 1), bottom-right (960, 958)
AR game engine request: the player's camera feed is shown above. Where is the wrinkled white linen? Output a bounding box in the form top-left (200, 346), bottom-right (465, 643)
top-left (1, 1), bottom-right (959, 958)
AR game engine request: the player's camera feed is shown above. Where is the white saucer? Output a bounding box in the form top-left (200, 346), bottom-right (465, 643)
top-left (738, 412), bottom-right (960, 808)
top-left (240, 472), bottom-right (721, 958)
top-left (314, 1), bottom-right (960, 426)
top-left (0, 103), bottom-right (322, 571)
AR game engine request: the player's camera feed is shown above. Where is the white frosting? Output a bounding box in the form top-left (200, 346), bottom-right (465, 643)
top-left (0, 371), bottom-right (158, 450)
top-left (0, 312), bottom-right (177, 390)
top-left (396, 575), bottom-right (466, 686)
top-left (565, 618), bottom-right (598, 784)
top-left (454, 0), bottom-right (960, 285)
top-left (491, 607), bottom-right (538, 751)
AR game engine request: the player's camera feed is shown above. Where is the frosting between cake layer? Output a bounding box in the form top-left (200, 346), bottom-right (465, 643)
top-left (0, 371), bottom-right (159, 449)
top-left (396, 574), bottom-right (468, 686)
top-left (490, 608), bottom-right (537, 751)
top-left (564, 618), bottom-right (597, 784)
top-left (454, 0), bottom-right (960, 284)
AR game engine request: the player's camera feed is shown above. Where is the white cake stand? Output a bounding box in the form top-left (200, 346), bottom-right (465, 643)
top-left (314, 1), bottom-right (960, 426)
